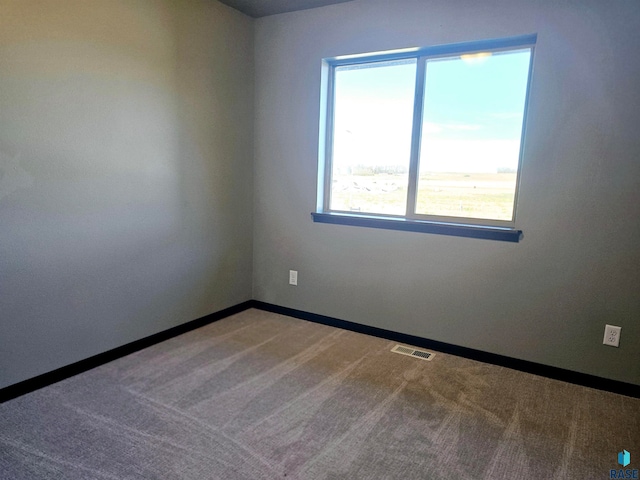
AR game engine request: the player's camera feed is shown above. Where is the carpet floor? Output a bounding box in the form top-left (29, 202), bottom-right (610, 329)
top-left (1, 308), bottom-right (639, 479)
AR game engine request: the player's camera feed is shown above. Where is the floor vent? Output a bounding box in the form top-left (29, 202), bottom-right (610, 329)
top-left (391, 344), bottom-right (435, 361)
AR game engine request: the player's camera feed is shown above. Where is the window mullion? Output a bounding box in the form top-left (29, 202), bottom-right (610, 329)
top-left (405, 57), bottom-right (426, 218)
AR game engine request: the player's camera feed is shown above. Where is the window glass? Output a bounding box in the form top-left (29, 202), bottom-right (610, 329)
top-left (416, 50), bottom-right (531, 221)
top-left (330, 59), bottom-right (417, 215)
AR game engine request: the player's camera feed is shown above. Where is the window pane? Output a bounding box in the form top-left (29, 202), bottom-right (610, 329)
top-left (330, 59), bottom-right (417, 215)
top-left (416, 49), bottom-right (531, 221)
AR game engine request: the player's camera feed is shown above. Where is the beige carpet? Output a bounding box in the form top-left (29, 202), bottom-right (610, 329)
top-left (1, 308), bottom-right (639, 479)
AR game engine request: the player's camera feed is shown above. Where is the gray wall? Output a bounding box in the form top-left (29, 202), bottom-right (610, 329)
top-left (0, 0), bottom-right (254, 389)
top-left (253, 0), bottom-right (640, 385)
top-left (2, 0), bottom-right (638, 392)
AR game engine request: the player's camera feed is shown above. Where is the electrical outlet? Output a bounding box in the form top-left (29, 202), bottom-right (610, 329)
top-left (603, 324), bottom-right (621, 347)
top-left (289, 270), bottom-right (298, 286)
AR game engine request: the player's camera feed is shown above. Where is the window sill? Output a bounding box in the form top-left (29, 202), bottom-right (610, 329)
top-left (311, 212), bottom-right (523, 242)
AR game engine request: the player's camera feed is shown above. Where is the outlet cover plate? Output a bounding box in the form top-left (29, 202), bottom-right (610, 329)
top-left (603, 324), bottom-right (621, 347)
top-left (289, 270), bottom-right (298, 286)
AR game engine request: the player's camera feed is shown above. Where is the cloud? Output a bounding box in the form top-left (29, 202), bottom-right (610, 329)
top-left (443, 123), bottom-right (482, 131)
top-left (424, 122), bottom-right (482, 134)
top-left (423, 122), bottom-right (443, 134)
top-left (488, 112), bottom-right (522, 120)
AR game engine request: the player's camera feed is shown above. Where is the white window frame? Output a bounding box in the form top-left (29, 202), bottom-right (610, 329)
top-left (314, 34), bottom-right (536, 242)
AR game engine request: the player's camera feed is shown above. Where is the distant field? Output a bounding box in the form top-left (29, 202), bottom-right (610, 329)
top-left (331, 172), bottom-right (517, 220)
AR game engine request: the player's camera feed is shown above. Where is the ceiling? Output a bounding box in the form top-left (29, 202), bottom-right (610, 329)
top-left (217, 0), bottom-right (354, 18)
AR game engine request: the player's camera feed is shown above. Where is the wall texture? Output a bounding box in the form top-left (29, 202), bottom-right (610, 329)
top-left (253, 0), bottom-right (640, 385)
top-left (0, 0), bottom-right (254, 389)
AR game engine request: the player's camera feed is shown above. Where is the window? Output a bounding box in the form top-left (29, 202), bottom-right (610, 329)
top-left (314, 35), bottom-right (535, 242)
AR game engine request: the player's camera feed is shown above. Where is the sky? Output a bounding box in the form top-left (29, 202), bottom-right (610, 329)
top-left (332, 49), bottom-right (531, 174)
